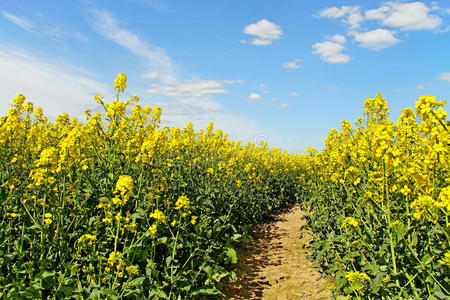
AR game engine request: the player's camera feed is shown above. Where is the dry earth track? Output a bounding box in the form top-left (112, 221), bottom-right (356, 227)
top-left (223, 205), bottom-right (333, 300)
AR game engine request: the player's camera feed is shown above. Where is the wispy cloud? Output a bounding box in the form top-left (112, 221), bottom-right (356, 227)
top-left (0, 44), bottom-right (108, 118)
top-left (416, 82), bottom-right (432, 89)
top-left (2, 11), bottom-right (34, 31)
top-left (2, 10), bottom-right (63, 40)
top-left (89, 9), bottom-right (178, 83)
top-left (2, 10), bottom-right (87, 41)
top-left (276, 103), bottom-right (289, 109)
top-left (141, 70), bottom-right (168, 80)
top-left (282, 59), bottom-right (302, 69)
top-left (438, 72), bottom-right (450, 83)
top-left (313, 35), bottom-right (350, 64)
top-left (243, 19), bottom-right (283, 45)
top-left (289, 92), bottom-right (299, 97)
top-left (146, 80), bottom-right (240, 98)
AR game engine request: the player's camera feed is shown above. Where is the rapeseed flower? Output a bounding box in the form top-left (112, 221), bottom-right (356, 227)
top-left (345, 271), bottom-right (370, 282)
top-left (149, 209), bottom-right (166, 223)
top-left (113, 73), bottom-right (127, 93)
top-left (341, 217), bottom-right (358, 229)
top-left (175, 195), bottom-right (190, 211)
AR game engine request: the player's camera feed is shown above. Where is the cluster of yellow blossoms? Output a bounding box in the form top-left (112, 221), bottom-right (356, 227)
top-left (303, 93), bottom-right (449, 298)
top-left (0, 73), bottom-right (305, 298)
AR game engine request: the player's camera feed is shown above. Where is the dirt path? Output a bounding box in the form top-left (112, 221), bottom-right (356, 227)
top-left (223, 205), bottom-right (333, 300)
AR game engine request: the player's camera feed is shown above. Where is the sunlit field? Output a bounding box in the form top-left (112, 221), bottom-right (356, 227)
top-left (0, 74), bottom-right (448, 299)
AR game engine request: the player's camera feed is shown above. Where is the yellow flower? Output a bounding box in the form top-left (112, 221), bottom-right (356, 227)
top-left (149, 209), bottom-right (166, 223)
top-left (436, 186), bottom-right (450, 212)
top-left (102, 217), bottom-right (113, 224)
top-left (410, 195), bottom-right (437, 219)
top-left (44, 213), bottom-right (52, 219)
top-left (148, 224), bottom-right (157, 234)
top-left (341, 217), bottom-right (358, 229)
top-left (191, 216), bottom-right (198, 225)
top-left (389, 220), bottom-right (402, 228)
top-left (400, 185), bottom-right (411, 196)
top-left (115, 212), bottom-right (122, 222)
top-left (107, 251), bottom-right (122, 267)
top-left (77, 234), bottom-right (97, 246)
top-left (36, 147), bottom-right (58, 169)
top-left (44, 218), bottom-right (52, 224)
top-left (439, 251), bottom-right (450, 266)
top-left (175, 195), bottom-right (190, 210)
top-left (125, 265), bottom-right (139, 276)
top-left (47, 177), bottom-right (56, 185)
top-left (94, 93), bottom-right (103, 104)
top-left (12, 94), bottom-right (26, 106)
top-left (113, 73), bottom-right (127, 93)
top-left (113, 175), bottom-right (134, 205)
top-left (345, 271), bottom-right (370, 283)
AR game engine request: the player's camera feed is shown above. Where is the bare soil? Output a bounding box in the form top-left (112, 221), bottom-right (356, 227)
top-left (222, 205), bottom-right (333, 300)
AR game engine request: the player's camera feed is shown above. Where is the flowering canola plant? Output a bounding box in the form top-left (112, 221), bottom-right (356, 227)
top-left (0, 73), bottom-right (306, 299)
top-left (302, 93), bottom-right (449, 299)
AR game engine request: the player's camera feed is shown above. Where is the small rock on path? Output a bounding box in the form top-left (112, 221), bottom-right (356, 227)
top-left (223, 205), bottom-right (333, 300)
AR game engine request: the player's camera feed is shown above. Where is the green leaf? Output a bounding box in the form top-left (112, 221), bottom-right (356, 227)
top-left (128, 277), bottom-right (146, 287)
top-left (36, 270), bottom-right (55, 280)
top-left (226, 247), bottom-right (237, 264)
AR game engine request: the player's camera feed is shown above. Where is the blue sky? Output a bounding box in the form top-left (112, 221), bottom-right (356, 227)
top-left (0, 0), bottom-right (449, 153)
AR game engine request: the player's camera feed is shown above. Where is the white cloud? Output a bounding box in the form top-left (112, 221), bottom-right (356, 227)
top-left (416, 82), bottom-right (432, 89)
top-left (352, 29), bottom-right (399, 50)
top-left (89, 9), bottom-right (178, 83)
top-left (248, 92), bottom-right (262, 101)
top-left (141, 70), bottom-right (168, 80)
top-left (1, 10), bottom-right (65, 40)
top-left (289, 92), bottom-right (299, 97)
top-left (365, 6), bottom-right (390, 20)
top-left (0, 44), bottom-right (108, 119)
top-left (313, 35), bottom-right (350, 63)
top-left (365, 2), bottom-right (442, 30)
top-left (319, 6), bottom-right (349, 19)
top-left (277, 103), bottom-right (289, 109)
top-left (329, 34), bottom-right (346, 44)
top-left (2, 11), bottom-right (34, 31)
top-left (146, 80), bottom-right (239, 98)
top-left (318, 6), bottom-right (363, 29)
top-left (282, 59), bottom-right (302, 69)
top-left (438, 72), bottom-right (450, 83)
top-left (243, 19), bottom-right (283, 45)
